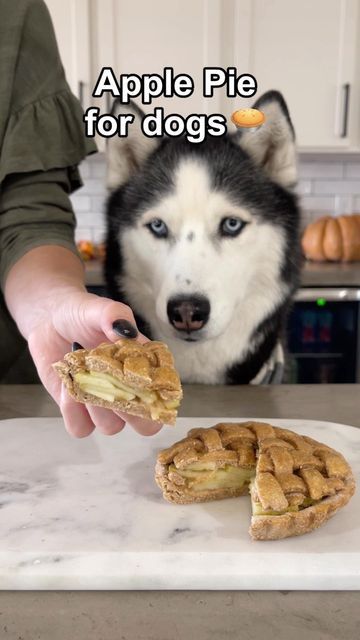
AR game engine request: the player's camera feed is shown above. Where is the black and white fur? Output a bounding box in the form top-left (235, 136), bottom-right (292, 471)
top-left (105, 91), bottom-right (301, 384)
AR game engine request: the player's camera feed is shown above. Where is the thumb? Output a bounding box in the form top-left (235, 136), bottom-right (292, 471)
top-left (98, 299), bottom-right (149, 344)
top-left (55, 292), bottom-right (149, 346)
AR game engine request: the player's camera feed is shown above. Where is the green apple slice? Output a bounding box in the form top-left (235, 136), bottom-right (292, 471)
top-left (74, 370), bottom-right (179, 419)
top-left (170, 464), bottom-right (255, 492)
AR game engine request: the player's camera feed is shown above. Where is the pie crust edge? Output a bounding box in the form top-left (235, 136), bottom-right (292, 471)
top-left (55, 359), bottom-right (177, 424)
top-left (249, 476), bottom-right (355, 540)
top-left (53, 339), bottom-right (182, 425)
top-left (155, 422), bottom-right (356, 540)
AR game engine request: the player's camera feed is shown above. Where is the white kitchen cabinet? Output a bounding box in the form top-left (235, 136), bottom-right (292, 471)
top-left (44, 0), bottom-right (91, 109)
top-left (90, 0), bottom-right (222, 116)
top-left (223, 0), bottom-right (360, 150)
top-left (46, 0), bottom-right (360, 151)
top-left (89, 0), bottom-right (224, 150)
top-left (91, 0), bottom-right (360, 150)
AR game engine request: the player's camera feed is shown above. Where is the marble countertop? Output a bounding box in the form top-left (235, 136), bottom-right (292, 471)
top-left (1, 415), bottom-right (359, 591)
top-left (85, 260), bottom-right (360, 288)
top-left (1, 384), bottom-right (360, 638)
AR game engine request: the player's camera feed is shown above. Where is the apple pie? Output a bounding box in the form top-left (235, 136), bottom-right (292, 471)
top-left (53, 339), bottom-right (182, 424)
top-left (155, 421), bottom-right (355, 540)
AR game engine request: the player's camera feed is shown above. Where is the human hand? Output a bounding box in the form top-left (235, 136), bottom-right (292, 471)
top-left (27, 289), bottom-right (163, 438)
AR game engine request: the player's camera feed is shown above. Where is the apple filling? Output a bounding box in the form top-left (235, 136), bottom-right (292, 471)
top-left (251, 501), bottom-right (300, 516)
top-left (74, 371), bottom-right (179, 420)
top-left (251, 498), bottom-right (316, 516)
top-left (170, 464), bottom-right (318, 513)
top-left (170, 463), bottom-right (255, 492)
top-left (249, 479), bottom-right (316, 516)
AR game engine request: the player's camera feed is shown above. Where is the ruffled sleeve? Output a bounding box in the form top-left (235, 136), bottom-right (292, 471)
top-left (0, 0), bottom-right (97, 289)
top-left (0, 89), bottom-right (96, 186)
top-left (0, 0), bottom-right (97, 187)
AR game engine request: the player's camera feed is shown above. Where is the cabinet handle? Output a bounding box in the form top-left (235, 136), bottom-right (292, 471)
top-left (341, 83), bottom-right (350, 138)
top-left (78, 81), bottom-right (85, 108)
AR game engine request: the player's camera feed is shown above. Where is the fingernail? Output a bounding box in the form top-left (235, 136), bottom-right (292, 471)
top-left (72, 341), bottom-right (84, 351)
top-left (112, 319), bottom-right (138, 339)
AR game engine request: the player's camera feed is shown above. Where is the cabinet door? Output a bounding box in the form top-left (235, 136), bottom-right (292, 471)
top-left (94, 0), bottom-right (222, 116)
top-left (44, 0), bottom-right (91, 108)
top-left (233, 0), bottom-right (359, 149)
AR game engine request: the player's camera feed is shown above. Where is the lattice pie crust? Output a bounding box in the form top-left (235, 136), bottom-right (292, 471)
top-left (53, 339), bottom-right (182, 424)
top-left (155, 421), bottom-right (355, 540)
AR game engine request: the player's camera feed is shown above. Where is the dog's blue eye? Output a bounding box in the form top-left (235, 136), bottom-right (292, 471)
top-left (220, 217), bottom-right (246, 237)
top-left (146, 219), bottom-right (168, 238)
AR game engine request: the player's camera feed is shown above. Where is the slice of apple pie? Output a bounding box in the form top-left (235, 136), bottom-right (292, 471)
top-left (53, 339), bottom-right (182, 424)
top-left (155, 421), bottom-right (355, 540)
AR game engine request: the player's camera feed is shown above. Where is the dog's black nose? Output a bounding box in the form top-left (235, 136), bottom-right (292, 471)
top-left (167, 295), bottom-right (210, 332)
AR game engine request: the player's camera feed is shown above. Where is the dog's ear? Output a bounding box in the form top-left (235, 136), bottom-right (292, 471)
top-left (106, 100), bottom-right (160, 190)
top-left (235, 91), bottom-right (297, 189)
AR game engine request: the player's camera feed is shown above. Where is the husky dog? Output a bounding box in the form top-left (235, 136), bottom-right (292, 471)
top-left (105, 91), bottom-right (301, 384)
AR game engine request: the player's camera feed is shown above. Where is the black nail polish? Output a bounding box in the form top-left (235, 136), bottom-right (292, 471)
top-left (112, 319), bottom-right (138, 339)
top-left (72, 341), bottom-right (84, 351)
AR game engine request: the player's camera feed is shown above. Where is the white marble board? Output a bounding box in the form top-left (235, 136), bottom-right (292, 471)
top-left (0, 417), bottom-right (359, 590)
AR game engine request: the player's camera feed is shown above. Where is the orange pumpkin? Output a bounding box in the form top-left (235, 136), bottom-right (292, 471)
top-left (302, 214), bottom-right (360, 262)
top-left (77, 240), bottom-right (95, 261)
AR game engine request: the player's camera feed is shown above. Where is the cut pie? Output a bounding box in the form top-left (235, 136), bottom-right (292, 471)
top-left (155, 421), bottom-right (355, 540)
top-left (53, 339), bottom-right (182, 424)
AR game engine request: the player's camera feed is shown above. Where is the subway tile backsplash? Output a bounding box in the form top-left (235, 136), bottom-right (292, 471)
top-left (71, 153), bottom-right (360, 242)
top-left (71, 155), bottom-right (107, 244)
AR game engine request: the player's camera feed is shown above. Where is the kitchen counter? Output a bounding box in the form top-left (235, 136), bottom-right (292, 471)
top-left (85, 259), bottom-right (360, 289)
top-left (0, 384), bottom-right (359, 639)
top-left (301, 261), bottom-right (360, 287)
top-left (84, 259), bottom-right (105, 287)
top-left (1, 383), bottom-right (360, 426)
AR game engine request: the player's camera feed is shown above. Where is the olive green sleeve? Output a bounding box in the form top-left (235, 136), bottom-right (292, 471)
top-left (0, 169), bottom-right (81, 291)
top-left (0, 0), bottom-right (98, 291)
top-left (0, 0), bottom-right (96, 183)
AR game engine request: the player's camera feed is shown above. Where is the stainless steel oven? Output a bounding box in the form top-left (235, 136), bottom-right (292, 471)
top-left (285, 288), bottom-right (360, 383)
